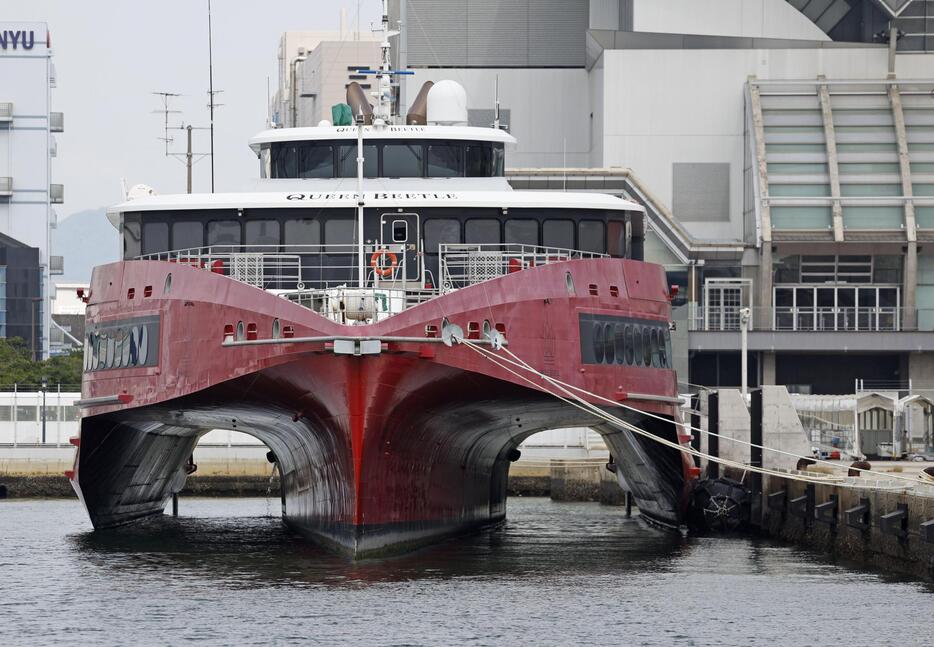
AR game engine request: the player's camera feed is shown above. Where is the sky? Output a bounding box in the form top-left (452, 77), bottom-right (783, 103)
top-left (4, 0), bottom-right (382, 218)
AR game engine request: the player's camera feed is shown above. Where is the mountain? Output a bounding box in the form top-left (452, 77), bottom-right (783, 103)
top-left (52, 208), bottom-right (120, 283)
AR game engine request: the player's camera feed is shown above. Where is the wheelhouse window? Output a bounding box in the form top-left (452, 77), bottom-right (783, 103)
top-left (142, 221), bottom-right (168, 255)
top-left (284, 218), bottom-right (320, 251)
top-left (427, 144), bottom-right (464, 177)
top-left (382, 143), bottom-right (424, 177)
top-left (504, 219), bottom-right (538, 246)
top-left (123, 219), bottom-right (141, 258)
top-left (465, 219), bottom-right (501, 245)
top-left (338, 144), bottom-right (378, 178)
top-left (324, 219), bottom-right (355, 252)
top-left (207, 221), bottom-right (241, 247)
top-left (543, 220), bottom-right (574, 249)
top-left (272, 143), bottom-right (301, 178)
top-left (245, 220), bottom-right (280, 251)
top-left (172, 221), bottom-right (203, 250)
top-left (301, 144), bottom-right (334, 178)
top-left (424, 219), bottom-right (461, 254)
top-left (578, 221), bottom-right (605, 254)
top-left (466, 143), bottom-right (504, 177)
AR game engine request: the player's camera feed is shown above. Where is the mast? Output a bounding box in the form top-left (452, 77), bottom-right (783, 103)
top-left (356, 117), bottom-right (365, 288)
top-left (375, 0), bottom-right (393, 121)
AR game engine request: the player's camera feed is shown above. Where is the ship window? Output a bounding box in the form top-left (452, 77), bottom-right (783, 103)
top-left (659, 328), bottom-right (670, 369)
top-left (392, 220), bottom-right (408, 243)
top-left (504, 219), bottom-right (538, 246)
top-left (642, 327), bottom-right (652, 367)
top-left (592, 323), bottom-right (605, 363)
top-left (466, 142), bottom-right (504, 177)
top-left (614, 324), bottom-right (625, 364)
top-left (338, 143), bottom-right (378, 178)
top-left (123, 219), bottom-right (141, 258)
top-left (382, 143), bottom-right (424, 177)
top-left (603, 323), bottom-right (615, 363)
top-left (427, 144), bottom-right (464, 177)
top-left (650, 328), bottom-right (660, 368)
top-left (284, 218), bottom-right (321, 251)
top-left (172, 221), bottom-right (203, 250)
top-left (142, 221), bottom-right (169, 255)
top-left (273, 143), bottom-right (301, 178)
top-left (424, 219), bottom-right (461, 254)
top-left (624, 324), bottom-right (634, 365)
top-left (578, 221), bottom-right (605, 254)
top-left (543, 220), bottom-right (574, 249)
top-left (632, 325), bottom-right (643, 367)
top-left (301, 144), bottom-right (334, 178)
top-left (207, 221), bottom-right (241, 247)
top-left (465, 219), bottom-right (501, 245)
top-left (608, 220), bottom-right (627, 258)
top-left (245, 220), bottom-right (281, 251)
top-left (325, 219), bottom-right (355, 252)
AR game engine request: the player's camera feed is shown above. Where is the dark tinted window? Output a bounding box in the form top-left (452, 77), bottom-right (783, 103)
top-left (465, 219), bottom-right (501, 245)
top-left (325, 219), bottom-right (355, 252)
top-left (614, 324), bottom-right (625, 364)
top-left (424, 219), bottom-right (461, 253)
top-left (207, 221), bottom-right (241, 246)
top-left (172, 221), bottom-right (203, 250)
top-left (608, 219), bottom-right (627, 258)
top-left (382, 144), bottom-right (423, 177)
top-left (301, 145), bottom-right (334, 178)
top-left (642, 327), bottom-right (652, 367)
top-left (603, 323), bottom-right (615, 363)
top-left (142, 221), bottom-right (168, 255)
top-left (245, 220), bottom-right (280, 250)
top-left (466, 143), bottom-right (504, 177)
top-left (124, 220), bottom-right (141, 258)
top-left (579, 221), bottom-right (605, 254)
top-left (284, 218), bottom-right (320, 251)
top-left (632, 325), bottom-right (643, 367)
top-left (504, 219), bottom-right (538, 246)
top-left (272, 143), bottom-right (301, 178)
top-left (543, 220), bottom-right (574, 248)
top-left (338, 144), bottom-right (378, 178)
top-left (624, 325), bottom-right (634, 365)
top-left (427, 144), bottom-right (464, 177)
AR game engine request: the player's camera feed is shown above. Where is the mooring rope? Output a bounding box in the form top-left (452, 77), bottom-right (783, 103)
top-left (459, 339), bottom-right (922, 491)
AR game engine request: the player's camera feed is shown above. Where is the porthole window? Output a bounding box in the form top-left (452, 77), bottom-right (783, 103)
top-left (272, 318), bottom-right (281, 339)
top-left (592, 323), bottom-right (605, 363)
top-left (633, 325), bottom-right (643, 367)
top-left (650, 328), bottom-right (660, 368)
top-left (603, 323), bottom-right (615, 364)
top-left (236, 321), bottom-right (245, 341)
top-left (164, 273), bottom-right (173, 294)
top-left (624, 325), bottom-right (634, 365)
top-left (614, 324), bottom-right (625, 364)
top-left (565, 272), bottom-right (575, 296)
top-left (642, 327), bottom-right (652, 367)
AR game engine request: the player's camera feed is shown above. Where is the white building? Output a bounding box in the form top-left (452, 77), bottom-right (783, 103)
top-left (0, 21), bottom-right (63, 359)
top-left (271, 29), bottom-right (380, 128)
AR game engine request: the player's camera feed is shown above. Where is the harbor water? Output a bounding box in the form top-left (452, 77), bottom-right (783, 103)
top-left (1, 497), bottom-right (931, 646)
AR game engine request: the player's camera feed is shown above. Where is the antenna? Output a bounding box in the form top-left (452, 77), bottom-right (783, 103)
top-left (493, 75), bottom-right (500, 130)
top-left (207, 0), bottom-right (216, 192)
top-left (357, 0), bottom-right (412, 122)
top-left (150, 91), bottom-right (211, 193)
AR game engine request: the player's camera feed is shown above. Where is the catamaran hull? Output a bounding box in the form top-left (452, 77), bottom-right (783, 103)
top-left (71, 257), bottom-right (694, 556)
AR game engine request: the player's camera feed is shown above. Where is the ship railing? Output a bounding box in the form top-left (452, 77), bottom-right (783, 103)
top-left (438, 243), bottom-right (606, 292)
top-left (137, 244), bottom-right (410, 291)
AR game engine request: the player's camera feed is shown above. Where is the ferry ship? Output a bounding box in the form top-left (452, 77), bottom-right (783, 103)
top-left (69, 13), bottom-right (696, 556)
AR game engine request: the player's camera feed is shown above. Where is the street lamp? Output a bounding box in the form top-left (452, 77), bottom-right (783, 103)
top-left (40, 376), bottom-right (48, 444)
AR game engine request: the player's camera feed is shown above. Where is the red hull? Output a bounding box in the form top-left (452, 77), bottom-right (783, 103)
top-left (72, 258), bottom-right (694, 555)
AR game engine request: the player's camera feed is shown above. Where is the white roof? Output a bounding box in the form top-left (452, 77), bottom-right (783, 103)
top-left (107, 189), bottom-right (643, 221)
top-left (249, 124), bottom-right (517, 153)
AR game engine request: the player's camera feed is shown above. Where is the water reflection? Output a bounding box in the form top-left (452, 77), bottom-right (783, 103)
top-left (69, 499), bottom-right (688, 587)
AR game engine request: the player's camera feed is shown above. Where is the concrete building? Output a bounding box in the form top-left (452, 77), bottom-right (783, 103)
top-left (271, 29), bottom-right (380, 128)
top-left (0, 22), bottom-right (63, 359)
top-left (272, 1), bottom-right (934, 399)
top-left (49, 281), bottom-right (87, 356)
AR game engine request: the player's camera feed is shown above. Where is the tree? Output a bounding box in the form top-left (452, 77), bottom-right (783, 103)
top-left (0, 337), bottom-right (83, 388)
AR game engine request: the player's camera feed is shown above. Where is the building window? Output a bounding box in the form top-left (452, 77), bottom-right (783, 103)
top-left (465, 219), bottom-right (501, 245)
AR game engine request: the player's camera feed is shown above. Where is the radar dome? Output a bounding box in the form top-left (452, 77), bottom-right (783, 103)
top-left (126, 184), bottom-right (156, 200)
top-left (427, 80), bottom-right (468, 126)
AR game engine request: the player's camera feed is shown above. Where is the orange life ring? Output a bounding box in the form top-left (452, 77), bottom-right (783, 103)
top-left (370, 249), bottom-right (398, 277)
